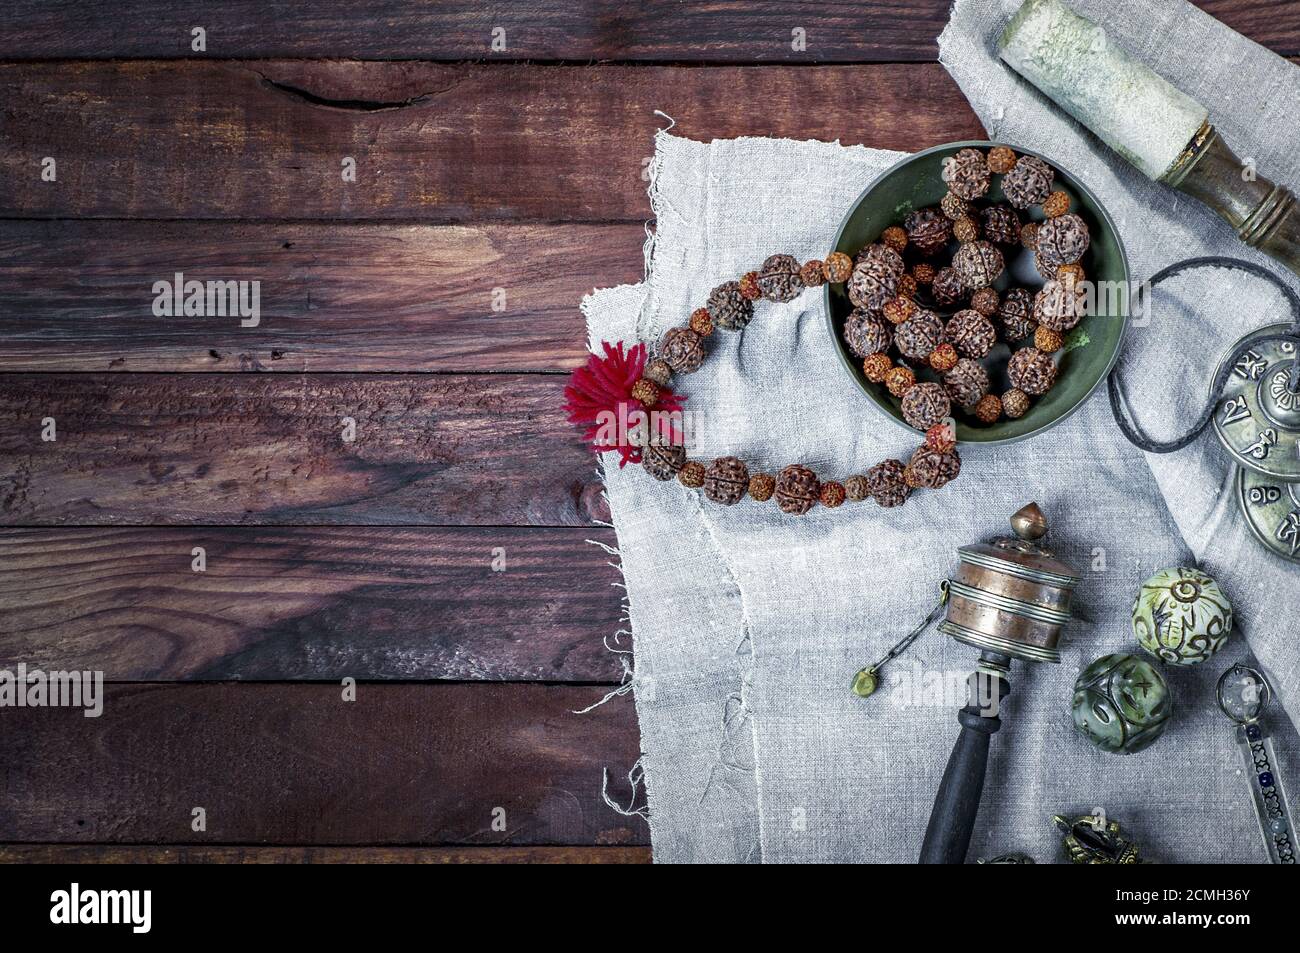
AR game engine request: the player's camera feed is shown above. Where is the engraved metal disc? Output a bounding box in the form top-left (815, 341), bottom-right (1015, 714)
top-left (1211, 322), bottom-right (1300, 481)
top-left (1235, 466), bottom-right (1300, 564)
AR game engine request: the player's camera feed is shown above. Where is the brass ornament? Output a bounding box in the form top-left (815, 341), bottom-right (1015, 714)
top-left (1054, 813), bottom-right (1142, 864)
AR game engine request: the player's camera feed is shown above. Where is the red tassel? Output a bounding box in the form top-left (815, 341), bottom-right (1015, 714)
top-left (563, 342), bottom-right (684, 467)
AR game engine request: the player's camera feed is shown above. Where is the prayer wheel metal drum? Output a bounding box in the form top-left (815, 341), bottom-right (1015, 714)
top-left (938, 502), bottom-right (1080, 664)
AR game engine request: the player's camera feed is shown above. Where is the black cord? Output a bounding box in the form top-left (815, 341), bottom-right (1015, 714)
top-left (1108, 256), bottom-right (1300, 453)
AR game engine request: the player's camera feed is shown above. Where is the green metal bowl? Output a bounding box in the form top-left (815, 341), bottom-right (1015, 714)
top-left (825, 141), bottom-right (1130, 444)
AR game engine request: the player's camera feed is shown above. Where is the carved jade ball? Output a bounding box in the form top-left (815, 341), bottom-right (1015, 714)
top-left (1071, 653), bottom-right (1171, 755)
top-left (1131, 567), bottom-right (1232, 665)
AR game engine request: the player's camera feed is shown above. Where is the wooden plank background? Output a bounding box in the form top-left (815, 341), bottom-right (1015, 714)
top-left (0, 684), bottom-right (643, 845)
top-left (0, 62), bottom-right (981, 220)
top-left (0, 845), bottom-right (652, 863)
top-left (0, 374), bottom-right (604, 526)
top-left (0, 527), bottom-right (625, 680)
top-left (0, 222), bottom-right (644, 372)
top-left (0, 1), bottom-right (1290, 863)
top-left (0, 2), bottom-right (959, 61)
top-left (0, 1), bottom-right (1290, 60)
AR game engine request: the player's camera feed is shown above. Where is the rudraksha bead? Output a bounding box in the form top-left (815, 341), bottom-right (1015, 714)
top-left (1034, 326), bottom-right (1064, 354)
top-left (678, 460), bottom-right (706, 488)
top-left (707, 281), bottom-right (754, 330)
top-left (862, 352), bottom-right (894, 382)
top-left (894, 309), bottom-right (945, 361)
top-left (973, 393), bottom-right (1003, 424)
top-left (1002, 155), bottom-right (1055, 209)
top-left (1007, 346), bottom-right (1058, 396)
top-left (905, 446), bottom-right (962, 489)
top-left (865, 459), bottom-right (910, 507)
top-left (931, 266), bottom-right (966, 307)
top-left (952, 240), bottom-right (1005, 290)
top-left (848, 251), bottom-right (902, 311)
top-left (970, 287), bottom-right (1000, 317)
top-left (928, 342), bottom-right (959, 372)
top-left (775, 464), bottom-right (821, 516)
top-left (901, 382), bottom-right (952, 432)
top-left (1002, 388), bottom-right (1031, 419)
top-left (1042, 190), bottom-right (1071, 218)
top-left (980, 204), bottom-right (1021, 245)
top-left (643, 358), bottom-right (673, 387)
top-left (703, 456), bottom-right (750, 506)
top-left (944, 357), bottom-right (990, 410)
top-left (946, 308), bottom-right (997, 359)
top-left (642, 441), bottom-right (686, 481)
top-left (1033, 278), bottom-right (1085, 331)
top-left (844, 309), bottom-right (894, 358)
top-left (987, 146), bottom-right (1017, 174)
top-left (997, 287), bottom-right (1036, 341)
top-left (800, 260), bottom-right (826, 287)
top-left (885, 365), bottom-right (917, 397)
top-left (881, 226), bottom-right (909, 252)
top-left (748, 472), bottom-right (776, 502)
top-left (1036, 213), bottom-right (1090, 267)
top-left (942, 148), bottom-right (991, 201)
top-left (756, 253), bottom-right (804, 302)
top-left (819, 481), bottom-right (847, 508)
top-left (689, 308), bottom-right (713, 337)
top-left (823, 252), bottom-right (853, 283)
top-left (631, 378), bottom-right (660, 407)
top-left (904, 207), bottom-right (953, 257)
top-left (659, 326), bottom-right (705, 373)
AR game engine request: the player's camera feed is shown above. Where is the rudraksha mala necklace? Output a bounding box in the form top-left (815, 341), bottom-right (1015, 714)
top-left (564, 253), bottom-right (963, 515)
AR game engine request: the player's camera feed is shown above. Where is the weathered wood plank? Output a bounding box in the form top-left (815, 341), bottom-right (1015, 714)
top-left (0, 526), bottom-right (624, 681)
top-left (1193, 1), bottom-right (1300, 55)
top-left (0, 1), bottom-right (955, 62)
top-left (0, 374), bottom-right (607, 526)
top-left (0, 2), bottom-right (1289, 61)
top-left (0, 61), bottom-right (983, 221)
top-left (0, 683), bottom-right (645, 845)
top-left (0, 845), bottom-right (651, 864)
top-left (0, 222), bottom-right (641, 373)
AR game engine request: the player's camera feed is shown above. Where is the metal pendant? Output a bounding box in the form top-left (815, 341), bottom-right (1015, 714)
top-left (1213, 323), bottom-right (1300, 561)
top-left (1212, 322), bottom-right (1300, 481)
top-left (1216, 664), bottom-right (1296, 864)
top-left (1236, 467), bottom-right (1300, 564)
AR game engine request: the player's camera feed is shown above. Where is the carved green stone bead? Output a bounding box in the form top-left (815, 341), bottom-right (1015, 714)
top-left (1072, 653), bottom-right (1171, 755)
top-left (1131, 567), bottom-right (1232, 665)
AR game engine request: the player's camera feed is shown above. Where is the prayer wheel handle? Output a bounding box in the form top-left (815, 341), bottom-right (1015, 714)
top-left (918, 651), bottom-right (1012, 864)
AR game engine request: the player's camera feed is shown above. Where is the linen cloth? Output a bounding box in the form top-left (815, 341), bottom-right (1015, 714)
top-left (584, 0), bottom-right (1300, 863)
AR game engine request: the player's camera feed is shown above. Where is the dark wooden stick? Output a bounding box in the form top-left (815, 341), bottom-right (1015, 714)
top-left (919, 651), bottom-right (1011, 864)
